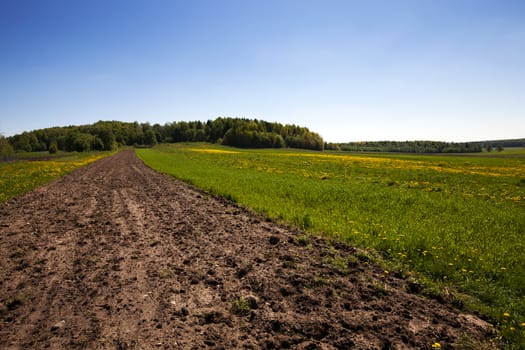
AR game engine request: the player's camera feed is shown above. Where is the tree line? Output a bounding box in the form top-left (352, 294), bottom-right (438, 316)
top-left (5, 118), bottom-right (325, 153)
top-left (473, 139), bottom-right (525, 152)
top-left (5, 119), bottom-right (521, 157)
top-left (334, 140), bottom-right (484, 153)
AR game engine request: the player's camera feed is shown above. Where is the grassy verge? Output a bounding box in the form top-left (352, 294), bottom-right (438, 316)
top-left (0, 151), bottom-right (114, 203)
top-left (137, 143), bottom-right (525, 347)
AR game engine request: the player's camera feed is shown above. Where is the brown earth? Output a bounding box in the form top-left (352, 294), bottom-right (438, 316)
top-left (0, 150), bottom-right (494, 349)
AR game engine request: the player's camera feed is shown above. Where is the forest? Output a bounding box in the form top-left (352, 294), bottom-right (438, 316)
top-left (333, 139), bottom-right (525, 153)
top-left (4, 118), bottom-right (325, 154)
top-left (3, 118), bottom-right (523, 158)
top-left (334, 140), bottom-right (485, 153)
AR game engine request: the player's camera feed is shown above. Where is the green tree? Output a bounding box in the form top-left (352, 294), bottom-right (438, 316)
top-left (14, 133), bottom-right (32, 152)
top-left (0, 135), bottom-right (15, 161)
top-left (98, 127), bottom-right (117, 150)
top-left (144, 129), bottom-right (157, 146)
top-left (48, 140), bottom-right (58, 154)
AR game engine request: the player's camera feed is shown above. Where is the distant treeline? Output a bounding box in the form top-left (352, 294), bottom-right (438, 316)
top-left (475, 139), bottom-right (525, 149)
top-left (5, 118), bottom-right (324, 153)
top-left (331, 141), bottom-right (484, 153)
top-left (331, 139), bottom-right (525, 153)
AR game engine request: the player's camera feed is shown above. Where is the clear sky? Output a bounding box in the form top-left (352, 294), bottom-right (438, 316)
top-left (1, 0), bottom-right (524, 142)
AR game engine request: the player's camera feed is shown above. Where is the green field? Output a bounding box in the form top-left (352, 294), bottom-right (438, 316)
top-left (0, 151), bottom-right (113, 203)
top-left (137, 143), bottom-right (525, 346)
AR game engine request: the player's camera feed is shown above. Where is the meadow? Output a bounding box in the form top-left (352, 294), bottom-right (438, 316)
top-left (137, 143), bottom-right (525, 346)
top-left (0, 152), bottom-right (112, 203)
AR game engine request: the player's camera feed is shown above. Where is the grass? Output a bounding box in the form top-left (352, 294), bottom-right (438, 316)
top-left (0, 151), bottom-right (113, 203)
top-left (13, 150), bottom-right (73, 160)
top-left (137, 143), bottom-right (525, 347)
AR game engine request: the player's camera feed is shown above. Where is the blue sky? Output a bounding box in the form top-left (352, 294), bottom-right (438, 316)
top-left (1, 0), bottom-right (524, 142)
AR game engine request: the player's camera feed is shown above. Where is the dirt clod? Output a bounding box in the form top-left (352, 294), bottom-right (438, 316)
top-left (269, 235), bottom-right (280, 245)
top-left (51, 320), bottom-right (66, 332)
top-left (0, 150), bottom-right (494, 349)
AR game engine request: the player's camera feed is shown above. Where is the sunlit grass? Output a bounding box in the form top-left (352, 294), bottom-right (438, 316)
top-left (0, 152), bottom-right (113, 203)
top-left (137, 143), bottom-right (525, 347)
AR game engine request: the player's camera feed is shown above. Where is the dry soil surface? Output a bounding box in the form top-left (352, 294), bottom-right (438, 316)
top-left (0, 150), bottom-right (493, 349)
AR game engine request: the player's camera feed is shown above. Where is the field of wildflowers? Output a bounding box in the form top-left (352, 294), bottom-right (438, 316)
top-left (138, 143), bottom-right (525, 347)
top-left (0, 152), bottom-right (111, 203)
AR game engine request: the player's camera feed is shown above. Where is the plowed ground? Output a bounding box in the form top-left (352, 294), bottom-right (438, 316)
top-left (0, 150), bottom-right (493, 349)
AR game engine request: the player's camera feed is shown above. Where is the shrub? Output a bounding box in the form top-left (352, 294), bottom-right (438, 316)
top-left (48, 141), bottom-right (58, 154)
top-left (0, 136), bottom-right (14, 161)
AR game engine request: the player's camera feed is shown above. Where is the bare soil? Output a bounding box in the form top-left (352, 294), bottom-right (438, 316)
top-left (0, 150), bottom-right (493, 349)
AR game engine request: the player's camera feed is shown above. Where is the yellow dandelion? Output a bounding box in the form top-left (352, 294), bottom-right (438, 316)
top-left (503, 312), bottom-right (511, 317)
top-left (431, 342), bottom-right (441, 348)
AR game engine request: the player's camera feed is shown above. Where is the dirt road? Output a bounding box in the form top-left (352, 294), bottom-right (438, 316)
top-left (0, 150), bottom-right (492, 349)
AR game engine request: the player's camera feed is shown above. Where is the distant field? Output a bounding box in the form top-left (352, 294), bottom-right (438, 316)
top-left (137, 143), bottom-right (525, 345)
top-left (0, 152), bottom-right (113, 202)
